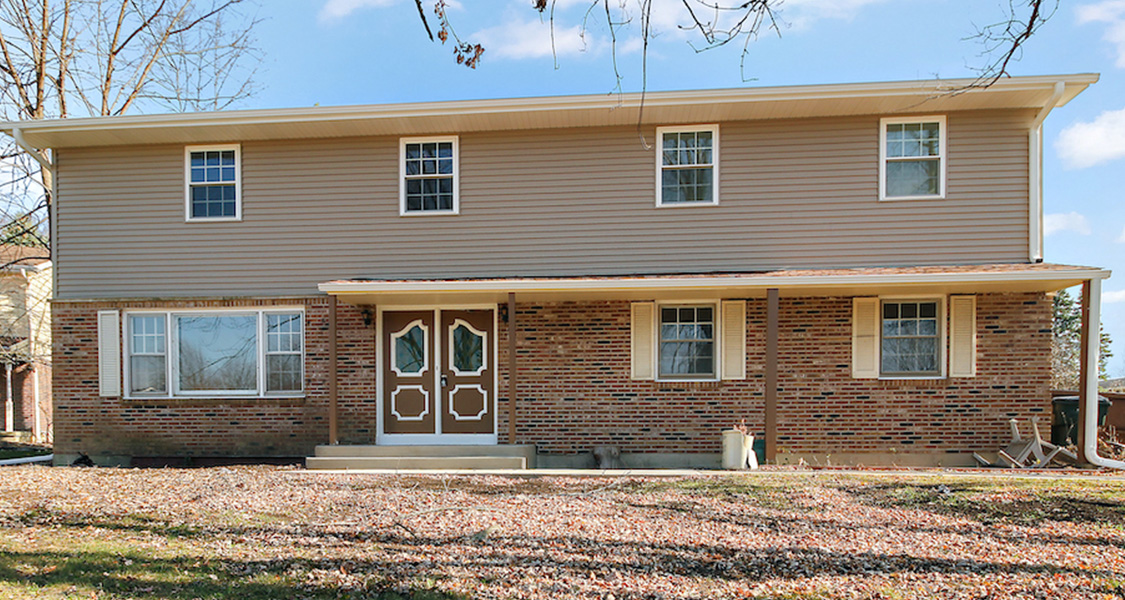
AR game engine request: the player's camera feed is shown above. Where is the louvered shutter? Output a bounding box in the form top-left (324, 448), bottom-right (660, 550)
top-left (852, 297), bottom-right (880, 379)
top-left (631, 302), bottom-right (655, 380)
top-left (949, 295), bottom-right (977, 377)
top-left (98, 310), bottom-right (121, 396)
top-left (721, 300), bottom-right (747, 380)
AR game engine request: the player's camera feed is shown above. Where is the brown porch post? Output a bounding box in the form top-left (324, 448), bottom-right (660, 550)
top-left (1078, 280), bottom-right (1092, 458)
top-left (328, 295), bottom-right (339, 445)
top-left (765, 288), bottom-right (779, 463)
top-left (508, 292), bottom-right (517, 444)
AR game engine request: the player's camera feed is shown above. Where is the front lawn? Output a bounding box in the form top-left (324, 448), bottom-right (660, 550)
top-left (0, 467), bottom-right (1122, 599)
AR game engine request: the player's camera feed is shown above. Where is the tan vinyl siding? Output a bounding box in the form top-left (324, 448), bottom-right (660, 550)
top-left (55, 109), bottom-right (1033, 298)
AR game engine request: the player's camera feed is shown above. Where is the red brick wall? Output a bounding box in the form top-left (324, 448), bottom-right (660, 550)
top-left (53, 292), bottom-right (1050, 461)
top-left (499, 294), bottom-right (1051, 456)
top-left (52, 298), bottom-right (376, 458)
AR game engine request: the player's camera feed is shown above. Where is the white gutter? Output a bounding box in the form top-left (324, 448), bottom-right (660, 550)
top-left (0, 453), bottom-right (52, 466)
top-left (1029, 81), bottom-right (1066, 263)
top-left (319, 268), bottom-right (1111, 295)
top-left (11, 127), bottom-right (53, 176)
top-left (1081, 278), bottom-right (1125, 469)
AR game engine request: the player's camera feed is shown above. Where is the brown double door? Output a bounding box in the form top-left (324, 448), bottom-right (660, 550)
top-left (382, 309), bottom-right (494, 437)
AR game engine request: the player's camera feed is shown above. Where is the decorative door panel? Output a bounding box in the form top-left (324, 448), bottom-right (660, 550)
top-left (440, 310), bottom-right (494, 435)
top-left (383, 311), bottom-right (436, 434)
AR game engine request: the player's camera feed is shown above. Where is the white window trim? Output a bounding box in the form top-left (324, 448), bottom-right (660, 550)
top-left (399, 135), bottom-right (460, 216)
top-left (879, 115), bottom-right (946, 201)
top-left (122, 307), bottom-right (305, 399)
top-left (654, 301), bottom-right (720, 382)
top-left (655, 124), bottom-right (719, 208)
top-left (184, 144), bottom-right (242, 222)
top-left (877, 295), bottom-right (947, 380)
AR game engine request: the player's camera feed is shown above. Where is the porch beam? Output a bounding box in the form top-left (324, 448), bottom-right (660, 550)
top-left (328, 295), bottom-right (338, 445)
top-left (765, 288), bottom-right (779, 463)
top-left (508, 292), bottom-right (517, 444)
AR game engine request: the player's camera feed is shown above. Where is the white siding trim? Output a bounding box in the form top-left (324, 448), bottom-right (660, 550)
top-left (399, 135), bottom-right (460, 216)
top-left (97, 310), bottom-right (121, 397)
top-left (655, 124), bottom-right (719, 207)
top-left (721, 300), bottom-right (747, 380)
top-left (851, 297), bottom-right (879, 379)
top-left (949, 295), bottom-right (977, 377)
top-left (630, 302), bottom-right (655, 380)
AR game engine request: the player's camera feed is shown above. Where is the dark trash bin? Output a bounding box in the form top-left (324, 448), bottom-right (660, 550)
top-left (1051, 395), bottom-right (1111, 446)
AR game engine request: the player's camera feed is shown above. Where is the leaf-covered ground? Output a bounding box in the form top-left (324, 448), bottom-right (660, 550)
top-left (0, 466), bottom-right (1123, 599)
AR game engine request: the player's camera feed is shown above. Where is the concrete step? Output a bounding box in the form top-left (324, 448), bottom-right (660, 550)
top-left (315, 444), bottom-right (535, 460)
top-left (305, 455), bottom-right (527, 470)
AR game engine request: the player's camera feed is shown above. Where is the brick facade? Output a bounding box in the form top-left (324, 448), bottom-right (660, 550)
top-left (53, 292), bottom-right (1051, 464)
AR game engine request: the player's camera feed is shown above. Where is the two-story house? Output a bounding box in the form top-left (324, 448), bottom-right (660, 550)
top-left (5, 73), bottom-right (1112, 468)
top-left (0, 244), bottom-right (51, 444)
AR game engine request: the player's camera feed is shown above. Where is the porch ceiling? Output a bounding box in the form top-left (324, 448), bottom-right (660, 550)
top-left (318, 263), bottom-right (1110, 305)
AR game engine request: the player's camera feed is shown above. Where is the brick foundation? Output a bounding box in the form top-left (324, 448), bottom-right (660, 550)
top-left (53, 292), bottom-right (1051, 464)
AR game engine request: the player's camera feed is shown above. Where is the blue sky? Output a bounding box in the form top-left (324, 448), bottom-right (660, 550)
top-left (246, 1), bottom-right (1125, 376)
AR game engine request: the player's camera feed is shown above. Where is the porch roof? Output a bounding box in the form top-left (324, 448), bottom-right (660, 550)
top-left (319, 263), bottom-right (1110, 305)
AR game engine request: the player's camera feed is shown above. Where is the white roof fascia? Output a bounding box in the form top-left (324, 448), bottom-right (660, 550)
top-left (318, 268), bottom-right (1111, 295)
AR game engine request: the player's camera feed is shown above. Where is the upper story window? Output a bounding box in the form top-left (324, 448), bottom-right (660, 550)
top-left (185, 145), bottom-right (241, 221)
top-left (880, 116), bottom-right (946, 200)
top-left (400, 136), bottom-right (458, 215)
top-left (656, 125), bottom-right (718, 207)
top-left (658, 305), bottom-right (715, 379)
top-left (881, 300), bottom-right (942, 377)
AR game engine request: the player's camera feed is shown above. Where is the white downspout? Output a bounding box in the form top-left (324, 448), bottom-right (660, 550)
top-left (1028, 81), bottom-right (1066, 263)
top-left (1081, 278), bottom-right (1125, 468)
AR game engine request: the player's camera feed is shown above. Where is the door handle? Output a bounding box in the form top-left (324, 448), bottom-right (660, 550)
top-left (441, 374), bottom-right (448, 388)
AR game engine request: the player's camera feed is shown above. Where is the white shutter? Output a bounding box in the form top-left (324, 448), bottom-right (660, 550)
top-left (97, 310), bottom-right (121, 397)
top-left (852, 297), bottom-right (880, 379)
top-left (949, 295), bottom-right (977, 377)
top-left (721, 300), bottom-right (747, 380)
top-left (630, 302), bottom-right (655, 380)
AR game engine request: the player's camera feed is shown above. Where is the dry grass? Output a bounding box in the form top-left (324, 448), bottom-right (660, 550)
top-left (0, 466), bottom-right (1123, 599)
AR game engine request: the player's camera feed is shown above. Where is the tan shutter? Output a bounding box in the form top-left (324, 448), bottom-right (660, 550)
top-left (631, 302), bottom-right (655, 380)
top-left (852, 297), bottom-right (880, 379)
top-left (949, 295), bottom-right (977, 377)
top-left (98, 310), bottom-right (121, 397)
top-left (721, 300), bottom-right (747, 380)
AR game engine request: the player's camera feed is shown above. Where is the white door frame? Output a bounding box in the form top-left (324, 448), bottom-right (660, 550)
top-left (376, 304), bottom-right (499, 445)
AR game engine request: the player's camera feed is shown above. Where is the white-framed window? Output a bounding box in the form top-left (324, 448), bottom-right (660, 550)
top-left (124, 308), bottom-right (304, 398)
top-left (400, 136), bottom-right (458, 215)
top-left (879, 116), bottom-right (946, 200)
top-left (185, 145), bottom-right (241, 221)
top-left (658, 304), bottom-right (716, 379)
top-left (656, 125), bottom-right (718, 207)
top-left (880, 298), bottom-right (945, 378)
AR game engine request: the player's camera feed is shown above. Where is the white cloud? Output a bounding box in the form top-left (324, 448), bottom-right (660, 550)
top-left (318, 0), bottom-right (396, 23)
top-left (1077, 1), bottom-right (1125, 67)
top-left (777, 0), bottom-right (890, 29)
top-left (473, 18), bottom-right (590, 60)
top-left (1104, 290), bottom-right (1125, 303)
top-left (1057, 107), bottom-right (1125, 169)
top-left (1118, 225), bottom-right (1125, 243)
top-left (1044, 212), bottom-right (1092, 236)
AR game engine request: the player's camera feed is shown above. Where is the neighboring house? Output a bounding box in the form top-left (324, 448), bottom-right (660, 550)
top-left (2, 73), bottom-right (1111, 468)
top-left (0, 244), bottom-right (51, 443)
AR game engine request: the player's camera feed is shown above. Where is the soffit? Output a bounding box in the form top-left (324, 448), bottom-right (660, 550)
top-left (1, 74), bottom-right (1098, 149)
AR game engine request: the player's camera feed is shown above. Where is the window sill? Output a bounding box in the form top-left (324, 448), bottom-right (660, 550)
top-left (656, 201), bottom-right (719, 209)
top-left (122, 395), bottom-right (306, 404)
top-left (879, 194), bottom-right (945, 202)
top-left (399, 210), bottom-right (459, 217)
top-left (185, 217), bottom-right (242, 223)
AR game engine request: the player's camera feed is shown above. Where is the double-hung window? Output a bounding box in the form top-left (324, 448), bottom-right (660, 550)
top-left (125, 309), bottom-right (304, 398)
top-left (656, 125), bottom-right (718, 206)
top-left (185, 145), bottom-right (241, 220)
top-left (400, 136), bottom-right (458, 214)
top-left (880, 300), bottom-right (941, 377)
top-left (880, 116), bottom-right (945, 200)
top-left (658, 305), bottom-right (715, 379)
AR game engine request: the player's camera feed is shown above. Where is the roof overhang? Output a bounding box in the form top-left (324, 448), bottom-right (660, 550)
top-left (0, 74), bottom-right (1098, 149)
top-left (319, 264), bottom-right (1111, 306)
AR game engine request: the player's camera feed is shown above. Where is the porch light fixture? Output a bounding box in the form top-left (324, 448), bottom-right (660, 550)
top-left (361, 307), bottom-right (374, 328)
top-left (498, 303), bottom-right (509, 323)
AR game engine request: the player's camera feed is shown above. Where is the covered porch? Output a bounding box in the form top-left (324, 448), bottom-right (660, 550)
top-left (312, 263), bottom-right (1114, 470)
